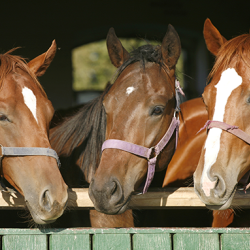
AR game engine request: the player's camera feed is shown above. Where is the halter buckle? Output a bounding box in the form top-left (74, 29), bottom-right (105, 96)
top-left (147, 146), bottom-right (156, 161)
top-left (174, 109), bottom-right (180, 120)
top-left (0, 144), bottom-right (3, 158)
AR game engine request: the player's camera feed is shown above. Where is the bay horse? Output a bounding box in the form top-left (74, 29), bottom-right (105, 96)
top-left (0, 42), bottom-right (68, 224)
top-left (50, 24), bottom-right (181, 226)
top-left (194, 19), bottom-right (250, 213)
top-left (88, 25), bottom-right (181, 215)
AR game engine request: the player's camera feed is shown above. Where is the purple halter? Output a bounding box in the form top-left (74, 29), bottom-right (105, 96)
top-left (102, 80), bottom-right (184, 194)
top-left (199, 120), bottom-right (250, 191)
top-left (199, 120), bottom-right (250, 145)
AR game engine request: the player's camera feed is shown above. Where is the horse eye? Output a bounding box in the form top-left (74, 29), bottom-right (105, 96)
top-left (0, 114), bottom-right (9, 122)
top-left (247, 96), bottom-right (250, 104)
top-left (151, 106), bottom-right (164, 116)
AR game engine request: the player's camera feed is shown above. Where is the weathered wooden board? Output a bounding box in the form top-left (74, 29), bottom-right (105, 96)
top-left (50, 234), bottom-right (91, 250)
top-left (173, 234), bottom-right (219, 250)
top-left (93, 234), bottom-right (131, 250)
top-left (221, 234), bottom-right (250, 250)
top-left (1, 187), bottom-right (250, 209)
top-left (2, 235), bottom-right (47, 250)
top-left (133, 234), bottom-right (171, 250)
top-left (1, 228), bottom-right (250, 249)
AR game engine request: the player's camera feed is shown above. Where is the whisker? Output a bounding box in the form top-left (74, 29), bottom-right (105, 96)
top-left (184, 176), bottom-right (194, 187)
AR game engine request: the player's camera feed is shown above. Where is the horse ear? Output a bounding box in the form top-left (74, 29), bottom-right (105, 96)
top-left (106, 28), bottom-right (130, 68)
top-left (161, 24), bottom-right (181, 70)
top-left (203, 18), bottom-right (227, 56)
top-left (27, 40), bottom-right (57, 77)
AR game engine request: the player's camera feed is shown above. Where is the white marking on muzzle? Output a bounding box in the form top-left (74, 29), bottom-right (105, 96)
top-left (126, 86), bottom-right (135, 95)
top-left (202, 68), bottom-right (242, 196)
top-left (22, 87), bottom-right (38, 123)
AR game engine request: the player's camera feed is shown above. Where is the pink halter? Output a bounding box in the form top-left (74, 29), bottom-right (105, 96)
top-left (102, 80), bottom-right (184, 194)
top-left (199, 120), bottom-right (250, 191)
top-left (199, 120), bottom-right (250, 145)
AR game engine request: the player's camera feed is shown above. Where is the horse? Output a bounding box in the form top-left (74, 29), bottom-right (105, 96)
top-left (194, 18), bottom-right (250, 215)
top-left (162, 97), bottom-right (208, 187)
top-left (0, 42), bottom-right (68, 225)
top-left (50, 24), bottom-right (181, 226)
top-left (162, 20), bottom-right (250, 227)
top-left (161, 96), bottom-right (237, 227)
top-left (87, 24), bottom-right (181, 215)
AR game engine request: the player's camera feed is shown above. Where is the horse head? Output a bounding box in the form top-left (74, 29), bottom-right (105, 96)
top-left (0, 41), bottom-right (68, 224)
top-left (194, 18), bottom-right (250, 210)
top-left (89, 25), bottom-right (181, 214)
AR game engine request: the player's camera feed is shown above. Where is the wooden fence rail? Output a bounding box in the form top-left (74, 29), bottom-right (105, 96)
top-left (1, 187), bottom-right (250, 209)
top-left (1, 228), bottom-right (250, 250)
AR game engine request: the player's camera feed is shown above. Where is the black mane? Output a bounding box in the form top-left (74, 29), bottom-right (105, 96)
top-left (50, 43), bottom-right (166, 181)
top-left (113, 44), bottom-right (167, 82)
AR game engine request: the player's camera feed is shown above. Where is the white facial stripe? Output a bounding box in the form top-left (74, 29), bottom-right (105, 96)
top-left (126, 86), bottom-right (135, 95)
top-left (202, 68), bottom-right (242, 196)
top-left (22, 87), bottom-right (38, 123)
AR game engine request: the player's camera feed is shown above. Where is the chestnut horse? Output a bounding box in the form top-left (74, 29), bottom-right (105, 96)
top-left (162, 97), bottom-right (235, 227)
top-left (0, 42), bottom-right (68, 224)
top-left (88, 24), bottom-right (181, 215)
top-left (162, 97), bottom-right (207, 187)
top-left (194, 19), bottom-right (250, 214)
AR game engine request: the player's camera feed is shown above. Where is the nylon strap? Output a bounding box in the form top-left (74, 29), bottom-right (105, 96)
top-left (0, 146), bottom-right (61, 168)
top-left (102, 79), bottom-right (184, 194)
top-left (199, 120), bottom-right (250, 192)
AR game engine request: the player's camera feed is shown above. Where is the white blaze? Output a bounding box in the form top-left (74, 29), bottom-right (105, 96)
top-left (202, 68), bottom-right (242, 196)
top-left (22, 87), bottom-right (38, 123)
top-left (126, 86), bottom-right (135, 95)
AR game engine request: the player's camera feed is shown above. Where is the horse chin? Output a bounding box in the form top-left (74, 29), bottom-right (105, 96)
top-left (26, 202), bottom-right (58, 225)
top-left (205, 185), bottom-right (237, 211)
top-left (94, 197), bottom-right (131, 215)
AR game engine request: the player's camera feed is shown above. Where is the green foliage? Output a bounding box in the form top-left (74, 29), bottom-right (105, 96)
top-left (72, 39), bottom-right (184, 91)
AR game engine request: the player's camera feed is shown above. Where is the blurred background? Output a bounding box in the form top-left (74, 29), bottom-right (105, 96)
top-left (1, 0), bottom-right (250, 110)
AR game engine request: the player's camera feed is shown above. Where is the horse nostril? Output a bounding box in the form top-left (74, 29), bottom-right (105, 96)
top-left (109, 179), bottom-right (123, 205)
top-left (41, 190), bottom-right (52, 212)
top-left (110, 181), bottom-right (117, 196)
top-left (213, 175), bottom-right (226, 198)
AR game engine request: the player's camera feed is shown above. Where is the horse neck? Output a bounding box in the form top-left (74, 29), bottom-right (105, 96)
top-left (50, 90), bottom-right (109, 183)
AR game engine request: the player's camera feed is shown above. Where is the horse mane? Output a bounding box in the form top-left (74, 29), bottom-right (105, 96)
top-left (208, 33), bottom-right (250, 82)
top-left (50, 84), bottom-right (111, 178)
top-left (0, 48), bottom-right (47, 97)
top-left (50, 44), bottom-right (169, 180)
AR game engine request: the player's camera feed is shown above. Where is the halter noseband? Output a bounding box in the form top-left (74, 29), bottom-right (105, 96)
top-left (199, 120), bottom-right (250, 145)
top-left (0, 145), bottom-right (61, 167)
top-left (102, 79), bottom-right (184, 194)
top-left (199, 120), bottom-right (250, 191)
top-left (0, 145), bottom-right (61, 193)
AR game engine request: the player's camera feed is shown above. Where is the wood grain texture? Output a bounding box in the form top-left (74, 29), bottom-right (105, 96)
top-left (1, 229), bottom-right (250, 249)
top-left (50, 234), bottom-right (90, 250)
top-left (2, 187), bottom-right (250, 209)
top-left (2, 235), bottom-right (47, 250)
top-left (133, 234), bottom-right (171, 250)
top-left (173, 234), bottom-right (219, 250)
top-left (93, 234), bottom-right (131, 250)
top-left (221, 234), bottom-right (250, 250)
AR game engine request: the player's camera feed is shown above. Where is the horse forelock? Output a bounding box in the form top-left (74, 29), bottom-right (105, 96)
top-left (112, 44), bottom-right (170, 83)
top-left (50, 44), bottom-right (172, 182)
top-left (208, 34), bottom-right (250, 83)
top-left (0, 48), bottom-right (47, 97)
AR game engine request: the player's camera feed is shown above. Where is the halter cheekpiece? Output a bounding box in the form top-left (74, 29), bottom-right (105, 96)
top-left (102, 79), bottom-right (184, 194)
